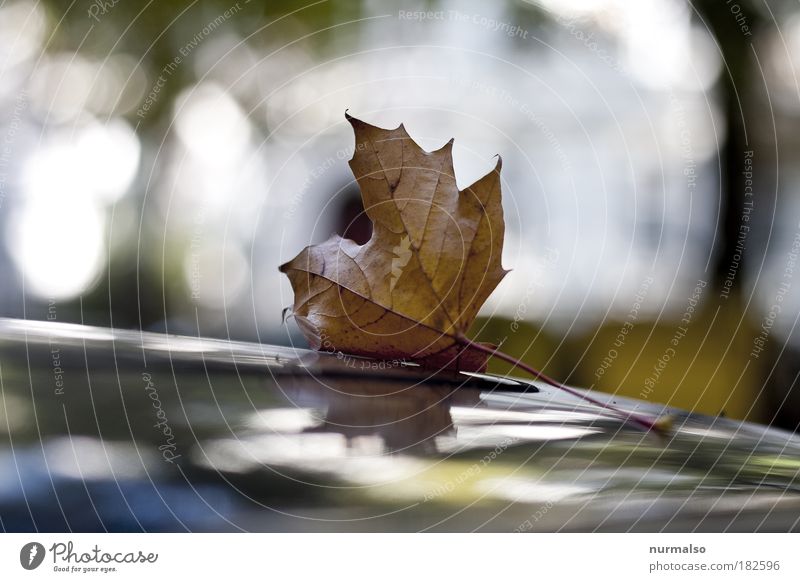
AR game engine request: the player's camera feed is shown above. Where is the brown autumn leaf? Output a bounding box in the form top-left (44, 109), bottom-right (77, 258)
top-left (279, 113), bottom-right (508, 372)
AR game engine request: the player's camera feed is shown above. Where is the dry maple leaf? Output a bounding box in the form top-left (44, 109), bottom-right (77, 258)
top-left (279, 113), bottom-right (508, 372)
top-left (280, 113), bottom-right (667, 432)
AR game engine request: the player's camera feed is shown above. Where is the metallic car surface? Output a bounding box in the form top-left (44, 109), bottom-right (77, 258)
top-left (1, 318), bottom-right (799, 532)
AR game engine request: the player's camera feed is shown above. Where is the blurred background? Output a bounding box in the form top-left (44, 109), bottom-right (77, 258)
top-left (1, 0), bottom-right (799, 428)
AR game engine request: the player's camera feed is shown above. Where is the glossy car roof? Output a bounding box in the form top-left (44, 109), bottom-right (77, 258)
top-left (1, 317), bottom-right (799, 532)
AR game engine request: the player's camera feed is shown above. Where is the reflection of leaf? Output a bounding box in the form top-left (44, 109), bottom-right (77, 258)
top-left (280, 113), bottom-right (507, 371)
top-left (282, 373), bottom-right (472, 453)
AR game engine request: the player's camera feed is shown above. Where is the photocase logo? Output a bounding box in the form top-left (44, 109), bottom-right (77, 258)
top-left (20, 542), bottom-right (46, 570)
top-left (390, 235), bottom-right (412, 291)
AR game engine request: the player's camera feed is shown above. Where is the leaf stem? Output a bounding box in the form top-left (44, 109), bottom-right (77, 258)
top-left (455, 334), bottom-right (661, 432)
